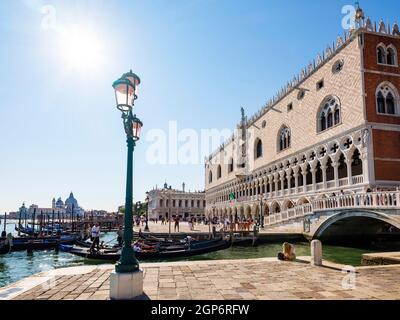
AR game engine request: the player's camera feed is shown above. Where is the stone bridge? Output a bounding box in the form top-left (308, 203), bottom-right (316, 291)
top-left (264, 191), bottom-right (400, 242)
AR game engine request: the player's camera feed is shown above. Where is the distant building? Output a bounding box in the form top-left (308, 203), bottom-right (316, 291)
top-left (17, 192), bottom-right (84, 218)
top-left (147, 182), bottom-right (206, 220)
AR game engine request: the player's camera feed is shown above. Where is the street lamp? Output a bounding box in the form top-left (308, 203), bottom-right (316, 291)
top-left (144, 193), bottom-right (150, 232)
top-left (112, 70), bottom-right (143, 274)
top-left (260, 196), bottom-right (265, 229)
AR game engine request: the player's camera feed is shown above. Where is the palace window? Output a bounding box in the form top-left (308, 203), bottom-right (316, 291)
top-left (377, 44), bottom-right (398, 66)
top-left (387, 46), bottom-right (397, 66)
top-left (287, 103), bottom-right (293, 112)
top-left (255, 139), bottom-right (263, 159)
top-left (377, 45), bottom-right (386, 64)
top-left (217, 165), bottom-right (222, 179)
top-left (297, 90), bottom-right (305, 100)
top-left (278, 126), bottom-right (291, 151)
top-left (376, 83), bottom-right (399, 115)
top-left (318, 96), bottom-right (341, 132)
top-left (317, 79), bottom-right (324, 91)
top-left (228, 158), bottom-right (234, 173)
top-left (209, 170), bottom-right (213, 183)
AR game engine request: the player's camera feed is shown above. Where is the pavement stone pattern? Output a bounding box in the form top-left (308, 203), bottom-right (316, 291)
top-left (4, 258), bottom-right (400, 300)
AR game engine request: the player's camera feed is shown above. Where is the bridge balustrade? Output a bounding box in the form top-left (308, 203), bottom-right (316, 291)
top-left (264, 190), bottom-right (400, 227)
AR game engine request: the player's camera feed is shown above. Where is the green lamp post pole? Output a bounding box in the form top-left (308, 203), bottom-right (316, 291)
top-left (144, 194), bottom-right (150, 232)
top-left (113, 70), bottom-right (143, 274)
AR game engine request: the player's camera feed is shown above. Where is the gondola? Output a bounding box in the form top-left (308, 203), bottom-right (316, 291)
top-left (62, 237), bottom-right (231, 261)
top-left (0, 234), bottom-right (77, 254)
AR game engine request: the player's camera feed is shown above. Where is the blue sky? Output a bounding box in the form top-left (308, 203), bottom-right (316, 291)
top-left (1, 0), bottom-right (399, 213)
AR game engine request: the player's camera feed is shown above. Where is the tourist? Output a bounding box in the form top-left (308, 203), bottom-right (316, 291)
top-left (89, 223), bottom-right (101, 253)
top-left (133, 241), bottom-right (142, 253)
top-left (188, 218), bottom-right (193, 231)
top-left (224, 217), bottom-right (229, 231)
top-left (277, 242), bottom-right (296, 261)
top-left (174, 216), bottom-right (180, 232)
top-left (117, 225), bottom-right (124, 247)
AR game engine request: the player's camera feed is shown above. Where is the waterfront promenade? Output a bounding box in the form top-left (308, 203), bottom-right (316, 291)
top-left (1, 257), bottom-right (400, 300)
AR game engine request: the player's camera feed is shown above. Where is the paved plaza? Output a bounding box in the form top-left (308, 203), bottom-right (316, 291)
top-left (1, 257), bottom-right (400, 300)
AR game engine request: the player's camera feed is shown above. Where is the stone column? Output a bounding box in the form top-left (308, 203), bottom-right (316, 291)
top-left (274, 173), bottom-right (279, 198)
top-left (311, 167), bottom-right (317, 191)
top-left (268, 175), bottom-right (274, 199)
top-left (264, 177), bottom-right (269, 198)
top-left (293, 167), bottom-right (299, 194)
top-left (320, 168), bottom-right (326, 192)
top-left (333, 161), bottom-right (339, 188)
top-left (301, 173), bottom-right (307, 193)
top-left (347, 158), bottom-right (353, 186)
top-left (286, 168), bottom-right (293, 195)
top-left (280, 171), bottom-right (285, 197)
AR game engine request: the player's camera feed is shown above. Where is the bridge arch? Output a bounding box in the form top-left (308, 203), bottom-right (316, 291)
top-left (313, 210), bottom-right (400, 242)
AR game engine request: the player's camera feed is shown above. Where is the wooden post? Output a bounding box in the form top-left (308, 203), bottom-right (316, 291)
top-left (32, 208), bottom-right (36, 236)
top-left (52, 210), bottom-right (55, 236)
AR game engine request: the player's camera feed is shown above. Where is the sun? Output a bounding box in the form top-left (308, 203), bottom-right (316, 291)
top-left (58, 26), bottom-right (106, 72)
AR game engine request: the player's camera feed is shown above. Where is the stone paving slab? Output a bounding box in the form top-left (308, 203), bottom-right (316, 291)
top-left (1, 257), bottom-right (400, 300)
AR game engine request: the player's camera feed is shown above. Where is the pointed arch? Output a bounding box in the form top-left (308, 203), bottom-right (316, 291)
top-left (208, 170), bottom-right (213, 184)
top-left (228, 157), bottom-right (234, 173)
top-left (317, 96), bottom-right (341, 132)
top-left (386, 45), bottom-right (397, 66)
top-left (255, 138), bottom-right (263, 159)
top-left (377, 44), bottom-right (386, 64)
top-left (217, 165), bottom-right (222, 179)
top-left (278, 125), bottom-right (291, 152)
top-left (270, 202), bottom-right (281, 214)
top-left (376, 82), bottom-right (399, 115)
top-left (351, 148), bottom-right (363, 177)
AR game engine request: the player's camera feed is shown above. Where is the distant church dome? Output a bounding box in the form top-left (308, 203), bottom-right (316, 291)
top-left (65, 192), bottom-right (78, 207)
top-left (56, 197), bottom-right (64, 208)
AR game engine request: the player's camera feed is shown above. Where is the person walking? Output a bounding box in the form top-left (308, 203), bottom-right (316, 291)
top-left (117, 225), bottom-right (124, 247)
top-left (174, 216), bottom-right (180, 232)
top-left (89, 223), bottom-right (101, 253)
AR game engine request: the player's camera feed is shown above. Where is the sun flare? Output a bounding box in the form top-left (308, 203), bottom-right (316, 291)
top-left (58, 26), bottom-right (106, 72)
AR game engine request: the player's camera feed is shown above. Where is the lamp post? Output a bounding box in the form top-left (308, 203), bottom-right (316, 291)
top-left (260, 196), bottom-right (264, 229)
top-left (112, 70), bottom-right (143, 274)
top-left (144, 194), bottom-right (150, 232)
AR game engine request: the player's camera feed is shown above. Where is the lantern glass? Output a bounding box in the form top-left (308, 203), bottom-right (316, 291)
top-left (132, 117), bottom-right (143, 141)
top-left (123, 71), bottom-right (141, 100)
top-left (113, 78), bottom-right (135, 112)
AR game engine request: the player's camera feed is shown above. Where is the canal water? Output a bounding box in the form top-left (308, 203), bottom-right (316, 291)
top-left (0, 220), bottom-right (394, 288)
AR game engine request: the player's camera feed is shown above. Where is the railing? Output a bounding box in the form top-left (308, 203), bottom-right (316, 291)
top-left (339, 178), bottom-right (348, 187)
top-left (352, 175), bottom-right (364, 185)
top-left (264, 190), bottom-right (400, 227)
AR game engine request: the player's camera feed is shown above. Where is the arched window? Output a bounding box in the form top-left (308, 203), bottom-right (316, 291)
top-left (278, 126), bottom-right (291, 151)
top-left (217, 165), bottom-right (222, 179)
top-left (228, 158), bottom-right (234, 173)
top-left (316, 162), bottom-right (323, 184)
top-left (255, 139), bottom-right (263, 159)
top-left (208, 170), bottom-right (213, 183)
top-left (306, 164), bottom-right (312, 185)
top-left (320, 112), bottom-right (326, 131)
top-left (376, 83), bottom-right (399, 115)
top-left (377, 46), bottom-right (386, 64)
top-left (351, 149), bottom-right (363, 177)
top-left (338, 154), bottom-right (348, 179)
top-left (387, 46), bottom-right (397, 66)
top-left (318, 96), bottom-right (341, 132)
top-left (326, 158), bottom-right (334, 181)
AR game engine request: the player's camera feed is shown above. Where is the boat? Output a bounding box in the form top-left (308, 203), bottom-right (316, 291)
top-left (0, 234), bottom-right (77, 255)
top-left (63, 237), bottom-right (231, 261)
